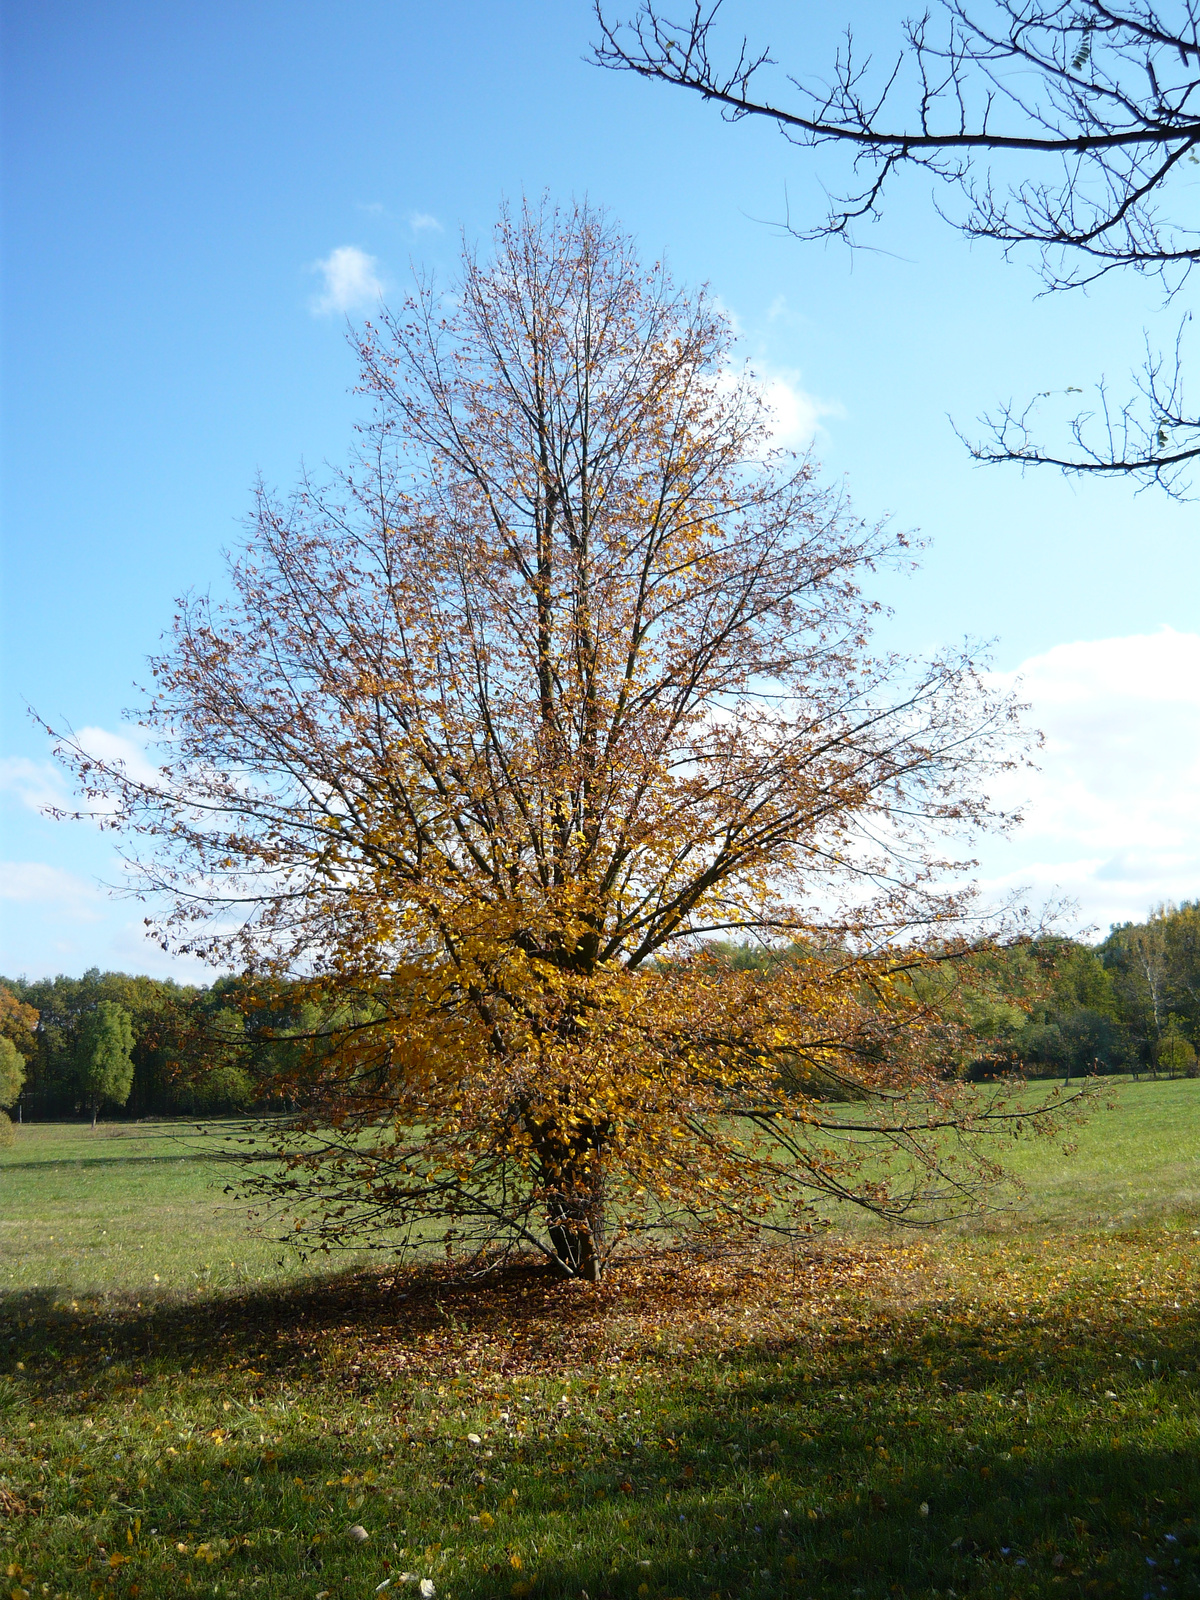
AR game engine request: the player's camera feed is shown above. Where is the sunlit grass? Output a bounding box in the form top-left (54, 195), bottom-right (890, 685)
top-left (2, 1084), bottom-right (1198, 1599)
top-left (0, 1120), bottom-right (316, 1297)
top-left (817, 1073), bottom-right (1200, 1237)
top-left (994, 1074), bottom-right (1200, 1227)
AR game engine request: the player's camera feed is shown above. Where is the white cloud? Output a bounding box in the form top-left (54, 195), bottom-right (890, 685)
top-left (0, 862), bottom-right (106, 921)
top-left (408, 211), bottom-right (443, 234)
top-left (309, 245), bottom-right (385, 315)
top-left (0, 757), bottom-right (66, 814)
top-left (977, 628), bottom-right (1200, 933)
top-left (753, 365), bottom-right (843, 450)
top-left (72, 725), bottom-right (162, 791)
top-left (707, 293), bottom-right (841, 450)
top-left (709, 361), bottom-right (843, 455)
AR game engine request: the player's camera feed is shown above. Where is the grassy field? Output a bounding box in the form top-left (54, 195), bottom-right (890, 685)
top-left (0, 1120), bottom-right (318, 1298)
top-left (1, 1079), bottom-right (1198, 1599)
top-left (983, 1075), bottom-right (1200, 1230)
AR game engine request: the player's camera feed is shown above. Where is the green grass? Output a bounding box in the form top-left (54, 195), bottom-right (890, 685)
top-left (814, 1073), bottom-right (1200, 1238)
top-left (2, 1084), bottom-right (1199, 1600)
top-left (0, 1119), bottom-right (322, 1298)
top-left (995, 1074), bottom-right (1200, 1227)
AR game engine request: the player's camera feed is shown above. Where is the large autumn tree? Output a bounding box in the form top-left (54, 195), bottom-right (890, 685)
top-left (57, 201), bottom-right (1060, 1279)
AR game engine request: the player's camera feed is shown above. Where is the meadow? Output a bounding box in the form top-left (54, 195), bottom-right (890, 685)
top-left (1, 1078), bottom-right (1197, 1600)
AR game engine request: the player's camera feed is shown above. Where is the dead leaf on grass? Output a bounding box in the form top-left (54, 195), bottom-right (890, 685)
top-left (0, 1487), bottom-right (31, 1518)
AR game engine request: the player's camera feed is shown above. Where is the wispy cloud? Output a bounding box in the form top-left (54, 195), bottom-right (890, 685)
top-left (749, 363), bottom-right (844, 450)
top-left (408, 211), bottom-right (444, 235)
top-left (0, 861), bottom-right (105, 921)
top-left (978, 628), bottom-right (1200, 932)
top-left (0, 861), bottom-right (225, 979)
top-left (309, 245), bottom-right (385, 316)
top-left (1, 727), bottom-right (163, 825)
top-left (765, 294), bottom-right (809, 331)
top-left (0, 757), bottom-right (66, 815)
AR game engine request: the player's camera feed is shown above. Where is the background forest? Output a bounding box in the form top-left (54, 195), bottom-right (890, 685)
top-left (3, 899), bottom-right (1197, 1123)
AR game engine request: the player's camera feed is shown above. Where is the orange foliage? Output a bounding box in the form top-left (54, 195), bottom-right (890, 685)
top-left (0, 983), bottom-right (38, 1063)
top-left (55, 201), bottom-right (1065, 1276)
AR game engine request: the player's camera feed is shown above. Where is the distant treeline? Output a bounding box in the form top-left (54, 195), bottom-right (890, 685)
top-left (696, 900), bottom-right (1200, 1085)
top-left (956, 901), bottom-right (1198, 1080)
top-left (2, 901), bottom-right (1197, 1120)
top-left (1043, 903), bottom-right (1196, 1078)
top-left (0, 969), bottom-right (322, 1121)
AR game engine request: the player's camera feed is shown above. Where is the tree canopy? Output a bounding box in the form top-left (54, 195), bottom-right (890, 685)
top-left (76, 1000), bottom-right (135, 1127)
top-left (0, 982), bottom-right (38, 1067)
top-left (0, 1037), bottom-right (25, 1110)
top-left (56, 200), bottom-right (1070, 1277)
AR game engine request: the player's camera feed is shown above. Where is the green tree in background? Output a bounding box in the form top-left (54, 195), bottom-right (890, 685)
top-left (1102, 903), bottom-right (1200, 1072)
top-left (0, 1035), bottom-right (26, 1145)
top-left (175, 1006), bottom-right (255, 1113)
top-left (76, 1001), bottom-right (134, 1127)
top-left (1020, 941), bottom-right (1127, 1081)
top-left (1156, 1016), bottom-right (1198, 1079)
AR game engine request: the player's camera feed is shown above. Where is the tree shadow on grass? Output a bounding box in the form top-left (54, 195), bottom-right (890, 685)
top-left (512, 1437), bottom-right (1199, 1600)
top-left (2, 1250), bottom-right (1198, 1599)
top-left (3, 1248), bottom-right (861, 1390)
top-left (0, 1153), bottom-right (220, 1173)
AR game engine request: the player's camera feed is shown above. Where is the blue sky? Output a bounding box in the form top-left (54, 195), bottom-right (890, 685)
top-left (2, 0), bottom-right (1198, 980)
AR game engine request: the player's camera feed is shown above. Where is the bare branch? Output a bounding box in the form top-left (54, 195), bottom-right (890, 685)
top-left (963, 314), bottom-right (1198, 493)
top-left (593, 0), bottom-right (1200, 492)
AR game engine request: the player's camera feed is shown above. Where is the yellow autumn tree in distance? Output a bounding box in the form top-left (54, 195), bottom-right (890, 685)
top-left (58, 201), bottom-right (1068, 1280)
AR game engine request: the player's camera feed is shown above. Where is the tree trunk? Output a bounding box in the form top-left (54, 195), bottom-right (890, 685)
top-left (547, 1188), bottom-right (605, 1281)
top-left (539, 1139), bottom-right (606, 1281)
top-left (91, 1100), bottom-right (98, 1129)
